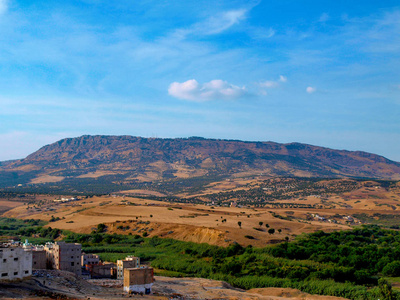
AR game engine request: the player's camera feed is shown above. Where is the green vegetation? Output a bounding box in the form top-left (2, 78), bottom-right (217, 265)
top-left (0, 217), bottom-right (47, 238)
top-left (3, 217), bottom-right (400, 299)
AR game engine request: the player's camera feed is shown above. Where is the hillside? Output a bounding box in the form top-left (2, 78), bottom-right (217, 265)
top-left (0, 135), bottom-right (399, 191)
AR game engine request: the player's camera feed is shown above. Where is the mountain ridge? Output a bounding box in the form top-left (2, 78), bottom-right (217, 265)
top-left (0, 135), bottom-right (399, 189)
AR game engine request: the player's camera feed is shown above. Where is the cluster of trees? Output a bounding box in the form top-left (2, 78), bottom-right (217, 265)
top-left (4, 217), bottom-right (400, 299)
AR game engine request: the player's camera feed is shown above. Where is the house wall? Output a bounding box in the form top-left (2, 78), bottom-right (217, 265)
top-left (0, 247), bottom-right (32, 280)
top-left (81, 253), bottom-right (99, 266)
top-left (32, 250), bottom-right (46, 270)
top-left (117, 257), bottom-right (140, 280)
top-left (44, 242), bottom-right (81, 276)
top-left (123, 267), bottom-right (154, 294)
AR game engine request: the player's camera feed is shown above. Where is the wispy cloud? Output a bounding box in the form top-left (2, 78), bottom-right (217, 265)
top-left (174, 8), bottom-right (249, 39)
top-left (168, 79), bottom-right (248, 101)
top-left (260, 75), bottom-right (287, 88)
top-left (258, 75), bottom-right (287, 95)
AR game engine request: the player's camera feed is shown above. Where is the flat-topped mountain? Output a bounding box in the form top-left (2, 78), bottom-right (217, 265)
top-left (0, 135), bottom-right (399, 189)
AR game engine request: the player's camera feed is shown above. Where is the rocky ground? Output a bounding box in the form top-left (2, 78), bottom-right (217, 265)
top-left (0, 270), bottom-right (348, 300)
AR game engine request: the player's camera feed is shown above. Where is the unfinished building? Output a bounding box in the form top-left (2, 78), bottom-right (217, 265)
top-left (44, 242), bottom-right (81, 276)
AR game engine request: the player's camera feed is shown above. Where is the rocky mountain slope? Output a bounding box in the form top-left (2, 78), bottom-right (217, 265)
top-left (0, 135), bottom-right (399, 188)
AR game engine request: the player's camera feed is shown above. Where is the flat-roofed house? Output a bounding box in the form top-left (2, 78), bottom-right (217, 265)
top-left (0, 246), bottom-right (32, 280)
top-left (123, 267), bottom-right (154, 294)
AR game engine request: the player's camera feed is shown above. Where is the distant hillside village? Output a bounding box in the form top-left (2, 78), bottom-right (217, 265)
top-left (0, 240), bottom-right (154, 295)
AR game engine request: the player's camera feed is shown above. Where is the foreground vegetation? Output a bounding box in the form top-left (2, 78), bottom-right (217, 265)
top-left (3, 219), bottom-right (400, 299)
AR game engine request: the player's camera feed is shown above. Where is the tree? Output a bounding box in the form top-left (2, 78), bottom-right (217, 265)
top-left (238, 221), bottom-right (242, 229)
top-left (265, 224), bottom-right (270, 228)
top-left (97, 223), bottom-right (106, 233)
top-left (259, 221), bottom-right (263, 227)
top-left (268, 228), bottom-right (275, 235)
top-left (278, 229), bottom-right (282, 233)
top-left (383, 261), bottom-right (400, 277)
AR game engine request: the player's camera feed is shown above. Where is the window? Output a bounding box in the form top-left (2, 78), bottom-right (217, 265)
top-left (1, 273), bottom-right (8, 277)
top-left (3, 259), bottom-right (6, 263)
top-left (71, 262), bottom-right (74, 266)
top-left (14, 272), bottom-right (18, 275)
top-left (24, 270), bottom-right (29, 274)
top-left (14, 257), bottom-right (18, 261)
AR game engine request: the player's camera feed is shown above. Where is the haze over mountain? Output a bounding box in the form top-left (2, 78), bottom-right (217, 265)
top-left (0, 135), bottom-right (399, 189)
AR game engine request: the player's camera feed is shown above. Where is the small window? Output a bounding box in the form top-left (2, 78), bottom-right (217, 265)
top-left (10, 249), bottom-right (14, 251)
top-left (34, 262), bottom-right (37, 265)
top-left (14, 272), bottom-right (18, 275)
top-left (71, 256), bottom-right (73, 259)
top-left (71, 262), bottom-right (74, 266)
top-left (1, 273), bottom-right (8, 277)
top-left (3, 259), bottom-right (6, 263)
top-left (14, 257), bottom-right (18, 261)
top-left (24, 270), bottom-right (29, 274)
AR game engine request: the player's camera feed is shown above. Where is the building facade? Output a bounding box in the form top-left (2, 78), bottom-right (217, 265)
top-left (123, 267), bottom-right (154, 294)
top-left (117, 256), bottom-right (140, 279)
top-left (0, 246), bottom-right (32, 280)
top-left (44, 242), bottom-right (81, 276)
top-left (85, 263), bottom-right (115, 279)
top-left (81, 253), bottom-right (100, 266)
top-left (32, 249), bottom-right (47, 270)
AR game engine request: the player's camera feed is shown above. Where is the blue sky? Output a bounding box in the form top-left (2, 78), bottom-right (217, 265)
top-left (0, 0), bottom-right (399, 161)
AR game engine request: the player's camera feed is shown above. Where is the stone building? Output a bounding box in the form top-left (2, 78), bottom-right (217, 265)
top-left (117, 256), bottom-right (140, 279)
top-left (0, 246), bottom-right (32, 280)
top-left (123, 267), bottom-right (154, 294)
top-left (44, 242), bottom-right (81, 276)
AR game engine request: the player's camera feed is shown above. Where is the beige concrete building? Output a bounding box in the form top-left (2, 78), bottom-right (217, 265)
top-left (123, 267), bottom-right (154, 294)
top-left (81, 253), bottom-right (99, 266)
top-left (44, 242), bottom-right (81, 276)
top-left (0, 246), bottom-right (32, 280)
top-left (117, 256), bottom-right (140, 279)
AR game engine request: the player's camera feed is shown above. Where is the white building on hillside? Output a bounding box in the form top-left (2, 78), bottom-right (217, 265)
top-left (0, 246), bottom-right (32, 280)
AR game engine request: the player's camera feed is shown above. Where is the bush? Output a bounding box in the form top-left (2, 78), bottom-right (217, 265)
top-left (382, 261), bottom-right (400, 277)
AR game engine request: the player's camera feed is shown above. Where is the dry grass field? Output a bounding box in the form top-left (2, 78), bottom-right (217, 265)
top-left (2, 178), bottom-right (400, 247)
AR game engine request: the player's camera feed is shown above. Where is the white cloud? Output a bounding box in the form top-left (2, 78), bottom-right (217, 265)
top-left (306, 86), bottom-right (316, 93)
top-left (0, 0), bottom-right (7, 14)
top-left (259, 75), bottom-right (287, 89)
top-left (168, 79), bottom-right (247, 101)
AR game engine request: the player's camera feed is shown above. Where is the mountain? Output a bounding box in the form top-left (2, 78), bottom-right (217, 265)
top-left (0, 135), bottom-right (399, 189)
